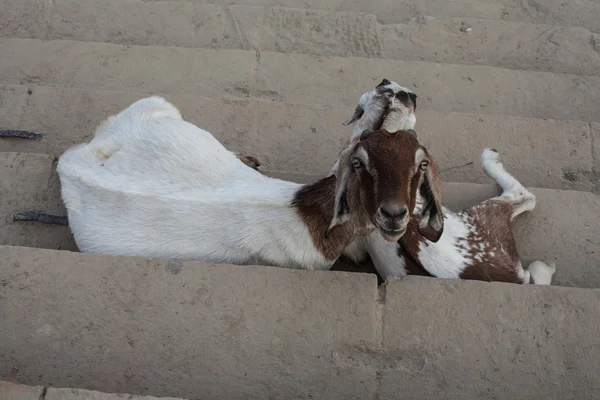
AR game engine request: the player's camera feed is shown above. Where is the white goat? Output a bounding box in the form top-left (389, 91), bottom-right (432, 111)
top-left (342, 83), bottom-right (557, 285)
top-left (56, 96), bottom-right (443, 270)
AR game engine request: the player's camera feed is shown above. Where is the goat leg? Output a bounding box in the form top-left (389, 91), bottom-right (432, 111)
top-left (12, 211), bottom-right (69, 226)
top-left (0, 129), bottom-right (43, 140)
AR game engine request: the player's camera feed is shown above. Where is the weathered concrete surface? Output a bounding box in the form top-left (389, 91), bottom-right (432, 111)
top-left (380, 277), bottom-right (600, 399)
top-left (592, 122), bottom-right (600, 192)
top-left (1, 155), bottom-right (598, 287)
top-left (1, 39), bottom-right (599, 122)
top-left (0, 152), bottom-right (76, 251)
top-left (141, 0), bottom-right (600, 33)
top-left (0, 380), bottom-right (44, 400)
top-left (381, 16), bottom-right (600, 76)
top-left (46, 387), bottom-right (185, 400)
top-left (2, 248), bottom-right (600, 399)
top-left (0, 246), bottom-right (380, 400)
top-left (3, 1), bottom-right (599, 76)
top-left (0, 86), bottom-right (596, 192)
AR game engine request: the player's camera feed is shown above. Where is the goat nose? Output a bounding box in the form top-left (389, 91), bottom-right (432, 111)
top-left (379, 204), bottom-right (408, 220)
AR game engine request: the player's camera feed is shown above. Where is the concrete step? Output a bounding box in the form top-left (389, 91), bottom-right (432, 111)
top-left (0, 381), bottom-right (184, 400)
top-left (1, 85), bottom-right (597, 192)
top-left (0, 152), bottom-right (75, 252)
top-left (1, 152), bottom-right (598, 288)
top-left (2, 1), bottom-right (599, 76)
top-left (0, 39), bottom-right (599, 122)
top-left (2, 245), bottom-right (600, 399)
top-left (134, 0), bottom-right (600, 33)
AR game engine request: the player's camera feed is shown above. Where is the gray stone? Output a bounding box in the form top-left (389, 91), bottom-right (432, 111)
top-left (46, 387), bottom-right (185, 400)
top-left (1, 39), bottom-right (600, 121)
top-left (0, 381), bottom-right (44, 400)
top-left (0, 246), bottom-right (379, 400)
top-left (380, 276), bottom-right (600, 399)
top-left (0, 152), bottom-right (76, 251)
top-left (0, 86), bottom-right (595, 192)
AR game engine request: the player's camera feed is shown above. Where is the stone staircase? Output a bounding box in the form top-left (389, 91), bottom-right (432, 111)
top-left (1, 0), bottom-right (600, 398)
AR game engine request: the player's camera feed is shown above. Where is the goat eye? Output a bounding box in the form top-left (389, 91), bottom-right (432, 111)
top-left (352, 158), bottom-right (363, 169)
top-left (419, 160), bottom-right (429, 170)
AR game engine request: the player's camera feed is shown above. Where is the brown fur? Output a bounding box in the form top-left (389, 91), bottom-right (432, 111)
top-left (457, 200), bottom-right (523, 282)
top-left (293, 130), bottom-right (442, 261)
top-left (236, 154), bottom-right (261, 170)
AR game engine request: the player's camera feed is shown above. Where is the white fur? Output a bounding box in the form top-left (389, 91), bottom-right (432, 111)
top-left (331, 80), bottom-right (416, 175)
top-left (527, 261), bottom-right (557, 285)
top-left (347, 81), bottom-right (416, 138)
top-left (58, 96), bottom-right (336, 270)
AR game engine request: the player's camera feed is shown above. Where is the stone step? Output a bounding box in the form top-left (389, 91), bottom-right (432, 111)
top-left (2, 246), bottom-right (600, 399)
top-left (135, 0), bottom-right (600, 32)
top-left (2, 1), bottom-right (599, 76)
top-left (1, 152), bottom-right (598, 288)
top-left (0, 381), bottom-right (183, 400)
top-left (0, 152), bottom-right (75, 251)
top-left (0, 39), bottom-right (599, 122)
top-left (0, 85), bottom-right (597, 192)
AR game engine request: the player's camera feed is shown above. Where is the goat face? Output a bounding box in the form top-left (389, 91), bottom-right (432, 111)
top-left (329, 129), bottom-right (444, 243)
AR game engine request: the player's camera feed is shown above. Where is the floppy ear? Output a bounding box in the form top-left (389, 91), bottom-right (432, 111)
top-left (417, 151), bottom-right (444, 242)
top-left (376, 78), bottom-right (391, 88)
top-left (408, 92), bottom-right (417, 110)
top-left (327, 139), bottom-right (360, 233)
top-left (343, 105), bottom-right (364, 126)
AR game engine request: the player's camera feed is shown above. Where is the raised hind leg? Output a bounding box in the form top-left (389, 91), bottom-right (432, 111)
top-left (481, 148), bottom-right (536, 220)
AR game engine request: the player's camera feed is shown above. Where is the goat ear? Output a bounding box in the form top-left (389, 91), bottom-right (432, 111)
top-left (343, 105), bottom-right (364, 126)
top-left (376, 78), bottom-right (391, 88)
top-left (417, 151), bottom-right (444, 242)
top-left (408, 92), bottom-right (417, 110)
top-left (327, 140), bottom-right (359, 233)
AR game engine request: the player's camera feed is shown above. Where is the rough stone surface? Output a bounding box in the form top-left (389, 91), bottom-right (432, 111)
top-left (0, 380), bottom-right (44, 400)
top-left (0, 152), bottom-right (76, 251)
top-left (382, 16), bottom-right (600, 76)
top-left (4, 252), bottom-right (600, 399)
top-left (0, 86), bottom-right (595, 192)
top-left (381, 277), bottom-right (600, 399)
top-left (0, 246), bottom-right (379, 400)
top-left (137, 0), bottom-right (600, 32)
top-left (1, 39), bottom-right (600, 122)
top-left (46, 387), bottom-right (185, 400)
top-left (592, 122), bottom-right (600, 193)
top-left (2, 1), bottom-right (600, 76)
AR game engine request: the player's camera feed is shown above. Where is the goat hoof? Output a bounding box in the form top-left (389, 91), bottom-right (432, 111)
top-left (239, 155), bottom-right (261, 170)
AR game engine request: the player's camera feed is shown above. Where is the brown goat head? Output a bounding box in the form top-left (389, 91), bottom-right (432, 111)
top-left (329, 129), bottom-right (444, 243)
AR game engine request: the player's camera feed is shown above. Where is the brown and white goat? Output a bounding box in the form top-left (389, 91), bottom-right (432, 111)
top-left (50, 96), bottom-right (445, 270)
top-left (342, 80), bottom-right (556, 285)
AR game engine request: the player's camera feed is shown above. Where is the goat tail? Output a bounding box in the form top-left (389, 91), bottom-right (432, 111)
top-left (527, 260), bottom-right (556, 285)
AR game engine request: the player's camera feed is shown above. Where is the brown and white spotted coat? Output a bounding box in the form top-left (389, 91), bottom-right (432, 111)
top-left (341, 80), bottom-right (556, 285)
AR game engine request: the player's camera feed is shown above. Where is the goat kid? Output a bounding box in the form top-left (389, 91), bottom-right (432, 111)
top-left (342, 85), bottom-right (556, 285)
top-left (55, 96), bottom-right (443, 270)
